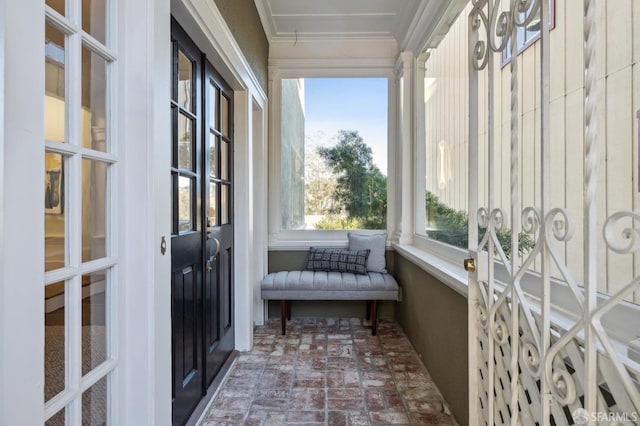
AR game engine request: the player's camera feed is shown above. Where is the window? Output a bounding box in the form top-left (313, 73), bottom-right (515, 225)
top-left (421, 0), bottom-right (640, 308)
top-left (501, 0), bottom-right (555, 66)
top-left (44, 0), bottom-right (116, 423)
top-left (421, 5), bottom-right (470, 252)
top-left (280, 78), bottom-right (388, 231)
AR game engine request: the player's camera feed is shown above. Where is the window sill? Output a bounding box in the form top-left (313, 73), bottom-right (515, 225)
top-left (268, 229), bottom-right (391, 251)
top-left (394, 238), bottom-right (640, 368)
top-left (392, 241), bottom-right (469, 298)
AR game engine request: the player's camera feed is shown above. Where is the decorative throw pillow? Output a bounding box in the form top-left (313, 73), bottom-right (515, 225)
top-left (347, 232), bottom-right (387, 273)
top-left (306, 247), bottom-right (370, 275)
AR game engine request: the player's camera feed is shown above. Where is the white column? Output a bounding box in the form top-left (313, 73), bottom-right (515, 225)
top-left (252, 99), bottom-right (268, 325)
top-left (234, 89), bottom-right (255, 351)
top-left (395, 51), bottom-right (415, 245)
top-left (0, 0), bottom-right (46, 424)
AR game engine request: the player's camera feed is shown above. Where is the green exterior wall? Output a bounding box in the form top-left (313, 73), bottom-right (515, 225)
top-left (214, 0), bottom-right (269, 93)
top-left (393, 252), bottom-right (469, 425)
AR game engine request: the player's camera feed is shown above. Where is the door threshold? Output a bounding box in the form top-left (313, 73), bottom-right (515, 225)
top-left (185, 351), bottom-right (239, 426)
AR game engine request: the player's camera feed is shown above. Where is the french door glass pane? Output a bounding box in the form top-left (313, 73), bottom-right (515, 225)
top-left (81, 375), bottom-right (108, 425)
top-left (209, 83), bottom-right (218, 130)
top-left (46, 0), bottom-right (65, 16)
top-left (82, 159), bottom-right (107, 263)
top-left (45, 23), bottom-right (66, 144)
top-left (220, 95), bottom-right (229, 136)
top-left (82, 0), bottom-right (106, 44)
top-left (209, 182), bottom-right (218, 227)
top-left (45, 153), bottom-right (66, 271)
top-left (177, 50), bottom-right (193, 111)
top-left (209, 133), bottom-right (218, 177)
top-left (221, 184), bottom-right (229, 225)
top-left (178, 113), bottom-right (194, 170)
top-left (82, 271), bottom-right (107, 375)
top-left (221, 140), bottom-right (229, 180)
top-left (44, 281), bottom-right (66, 401)
top-left (81, 46), bottom-right (108, 152)
top-left (178, 176), bottom-right (193, 232)
top-left (45, 409), bottom-right (65, 425)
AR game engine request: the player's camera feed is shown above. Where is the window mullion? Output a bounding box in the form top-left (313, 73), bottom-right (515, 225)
top-left (65, 6), bottom-right (84, 421)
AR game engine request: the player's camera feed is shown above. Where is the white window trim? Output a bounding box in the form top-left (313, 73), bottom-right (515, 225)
top-left (268, 66), bottom-right (398, 250)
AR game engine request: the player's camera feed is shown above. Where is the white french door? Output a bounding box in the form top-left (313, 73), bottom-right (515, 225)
top-left (467, 0), bottom-right (640, 425)
top-left (44, 0), bottom-right (117, 423)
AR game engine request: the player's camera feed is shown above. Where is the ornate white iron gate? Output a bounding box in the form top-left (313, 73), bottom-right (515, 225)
top-left (466, 0), bottom-right (640, 425)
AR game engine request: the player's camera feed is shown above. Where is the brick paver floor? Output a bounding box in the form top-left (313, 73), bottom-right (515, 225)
top-left (199, 317), bottom-right (458, 425)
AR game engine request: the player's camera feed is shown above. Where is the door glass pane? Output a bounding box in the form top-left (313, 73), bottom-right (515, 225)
top-left (177, 50), bottom-right (193, 111)
top-left (178, 176), bottom-right (193, 232)
top-left (45, 409), bottom-right (65, 426)
top-left (45, 281), bottom-right (66, 401)
top-left (209, 133), bottom-right (218, 177)
top-left (82, 375), bottom-right (108, 425)
top-left (82, 0), bottom-right (107, 44)
top-left (82, 271), bottom-right (107, 375)
top-left (45, 23), bottom-right (65, 144)
top-left (209, 83), bottom-right (218, 130)
top-left (45, 153), bottom-right (66, 271)
top-left (221, 184), bottom-right (229, 225)
top-left (209, 182), bottom-right (218, 227)
top-left (178, 113), bottom-right (194, 170)
top-left (46, 0), bottom-right (65, 16)
top-left (81, 46), bottom-right (108, 152)
top-left (220, 94), bottom-right (229, 136)
top-left (82, 159), bottom-right (107, 263)
top-left (221, 140), bottom-right (229, 180)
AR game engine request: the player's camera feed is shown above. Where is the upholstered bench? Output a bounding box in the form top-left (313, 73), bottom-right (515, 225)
top-left (261, 270), bottom-right (399, 335)
top-left (261, 232), bottom-right (399, 336)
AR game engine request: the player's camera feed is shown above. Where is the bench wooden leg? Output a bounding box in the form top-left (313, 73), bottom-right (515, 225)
top-left (280, 300), bottom-right (287, 335)
top-left (371, 300), bottom-right (379, 336)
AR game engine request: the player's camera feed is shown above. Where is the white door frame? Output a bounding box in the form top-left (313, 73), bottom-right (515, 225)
top-left (0, 1), bottom-right (47, 423)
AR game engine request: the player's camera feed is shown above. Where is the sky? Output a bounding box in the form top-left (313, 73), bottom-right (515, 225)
top-left (303, 78), bottom-right (388, 174)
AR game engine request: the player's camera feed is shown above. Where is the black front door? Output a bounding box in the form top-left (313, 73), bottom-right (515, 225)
top-left (170, 20), bottom-right (234, 426)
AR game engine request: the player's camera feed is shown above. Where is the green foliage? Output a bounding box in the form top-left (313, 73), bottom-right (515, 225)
top-left (317, 130), bottom-right (387, 229)
top-left (426, 191), bottom-right (534, 259)
top-left (315, 214), bottom-right (387, 231)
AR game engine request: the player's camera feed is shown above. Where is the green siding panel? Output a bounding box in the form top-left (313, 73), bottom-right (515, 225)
top-left (394, 252), bottom-right (469, 426)
top-left (214, 0), bottom-right (268, 93)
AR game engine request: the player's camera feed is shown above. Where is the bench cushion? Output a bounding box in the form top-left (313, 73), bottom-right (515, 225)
top-left (261, 270), bottom-right (399, 301)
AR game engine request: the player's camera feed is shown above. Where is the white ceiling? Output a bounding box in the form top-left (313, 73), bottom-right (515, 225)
top-left (255, 0), bottom-right (427, 44)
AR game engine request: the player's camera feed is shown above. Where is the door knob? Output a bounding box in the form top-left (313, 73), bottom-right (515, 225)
top-left (213, 237), bottom-right (220, 257)
top-left (206, 256), bottom-right (214, 271)
top-left (464, 258), bottom-right (476, 272)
